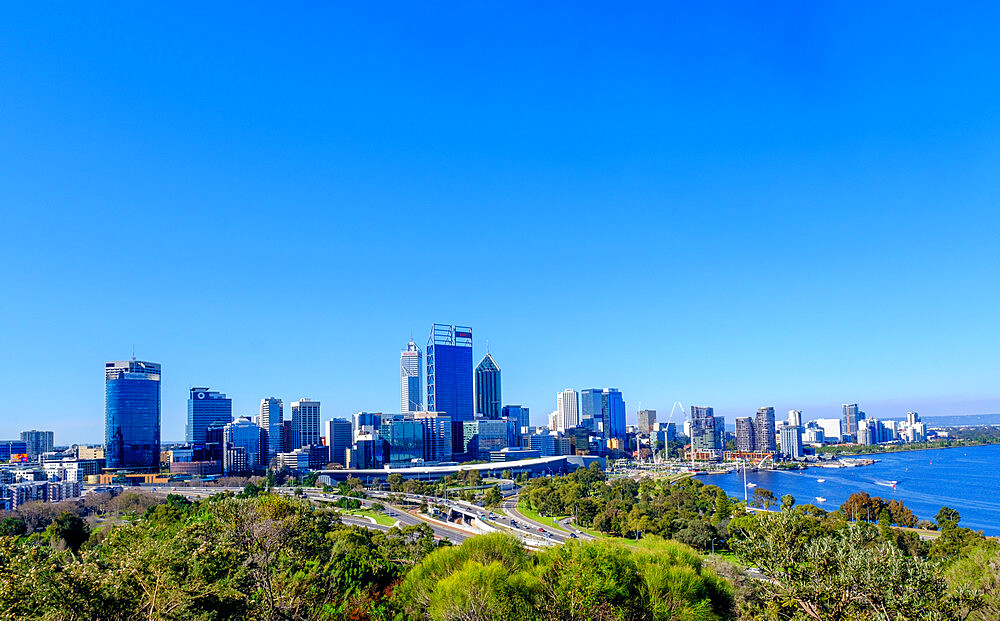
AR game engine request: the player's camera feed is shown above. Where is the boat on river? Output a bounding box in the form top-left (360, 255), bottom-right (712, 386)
top-left (815, 497), bottom-right (827, 503)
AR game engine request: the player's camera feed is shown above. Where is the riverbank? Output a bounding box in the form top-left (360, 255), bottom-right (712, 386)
top-left (816, 437), bottom-right (998, 458)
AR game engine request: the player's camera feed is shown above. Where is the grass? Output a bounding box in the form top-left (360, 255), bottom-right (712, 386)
top-left (515, 502), bottom-right (569, 532)
top-left (331, 507), bottom-right (397, 527)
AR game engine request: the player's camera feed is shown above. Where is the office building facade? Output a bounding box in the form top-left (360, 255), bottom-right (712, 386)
top-left (579, 389), bottom-right (603, 432)
top-left (259, 397), bottom-right (284, 463)
top-left (186, 387), bottom-right (232, 444)
top-left (324, 418), bottom-right (353, 467)
top-left (734, 417), bottom-right (755, 453)
top-left (291, 398), bottom-right (321, 450)
top-left (842, 403), bottom-right (864, 441)
top-left (780, 425), bottom-right (803, 459)
top-left (426, 324), bottom-right (473, 454)
top-left (105, 359), bottom-right (161, 471)
top-left (602, 389), bottom-right (627, 445)
top-left (474, 353), bottom-right (502, 419)
top-left (690, 406), bottom-right (723, 457)
top-left (557, 390), bottom-right (579, 431)
top-left (20, 430), bottom-right (54, 460)
top-left (223, 416), bottom-right (263, 474)
top-left (400, 339), bottom-right (423, 413)
top-left (637, 409), bottom-right (656, 435)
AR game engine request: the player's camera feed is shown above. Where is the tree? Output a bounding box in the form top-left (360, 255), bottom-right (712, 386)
top-left (713, 489), bottom-right (733, 523)
top-left (937, 506), bottom-right (961, 530)
top-left (483, 486), bottom-right (504, 508)
top-left (0, 517), bottom-right (27, 537)
top-left (45, 511), bottom-right (90, 553)
top-left (387, 472), bottom-right (405, 492)
top-left (780, 494), bottom-right (795, 512)
top-left (752, 487), bottom-right (776, 510)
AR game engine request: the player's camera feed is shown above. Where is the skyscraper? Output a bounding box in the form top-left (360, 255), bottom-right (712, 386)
top-left (223, 416), bottom-right (263, 474)
top-left (557, 389), bottom-right (579, 431)
top-left (754, 407), bottom-right (776, 453)
top-left (105, 359), bottom-right (161, 471)
top-left (735, 417), bottom-right (755, 452)
top-left (780, 425), bottom-right (803, 459)
top-left (20, 430), bottom-right (54, 460)
top-left (602, 389), bottom-right (626, 445)
top-left (637, 409), bottom-right (656, 435)
top-left (186, 387), bottom-right (232, 444)
top-left (427, 324), bottom-right (473, 454)
top-left (291, 398), bottom-right (321, 449)
top-left (324, 418), bottom-right (353, 467)
top-left (690, 406), bottom-right (723, 456)
top-left (842, 403), bottom-right (864, 440)
top-left (787, 409), bottom-right (802, 428)
top-left (400, 339), bottom-right (423, 413)
top-left (259, 397), bottom-right (284, 462)
top-left (579, 389), bottom-right (603, 432)
top-left (475, 353), bottom-right (502, 419)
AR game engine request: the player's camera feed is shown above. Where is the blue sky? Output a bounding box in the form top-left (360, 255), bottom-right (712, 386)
top-left (2, 3), bottom-right (999, 443)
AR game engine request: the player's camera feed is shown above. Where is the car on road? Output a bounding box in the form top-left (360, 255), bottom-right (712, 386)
top-left (538, 527), bottom-right (545, 532)
top-left (570, 533), bottom-right (578, 539)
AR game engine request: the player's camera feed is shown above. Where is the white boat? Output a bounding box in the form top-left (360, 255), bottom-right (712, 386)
top-left (746, 482), bottom-right (757, 488)
top-left (815, 497), bottom-right (827, 503)
top-left (816, 479), bottom-right (825, 483)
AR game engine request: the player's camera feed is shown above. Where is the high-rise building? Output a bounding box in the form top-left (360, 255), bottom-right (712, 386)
top-left (637, 409), bottom-right (656, 435)
top-left (842, 403), bottom-right (864, 441)
top-left (813, 418), bottom-right (843, 443)
top-left (20, 430), bottom-right (54, 460)
top-left (427, 324), bottom-right (473, 454)
top-left (579, 389), bottom-right (603, 432)
top-left (462, 419), bottom-right (510, 460)
top-left (780, 425), bottom-right (803, 460)
top-left (788, 409), bottom-right (802, 428)
top-left (323, 419), bottom-right (353, 467)
top-left (557, 390), bottom-right (579, 431)
top-left (105, 359), bottom-right (161, 471)
top-left (475, 353), bottom-right (502, 419)
top-left (259, 397), bottom-right (284, 463)
top-left (380, 418), bottom-right (425, 466)
top-left (222, 416), bottom-right (263, 474)
top-left (690, 406), bottom-right (723, 457)
top-left (754, 407), bottom-right (776, 453)
top-left (186, 388), bottom-right (232, 444)
top-left (906, 411), bottom-right (920, 426)
top-left (291, 399), bottom-right (321, 450)
top-left (501, 405), bottom-right (530, 433)
top-left (0, 440), bottom-right (29, 462)
top-left (601, 389), bottom-right (626, 445)
top-left (353, 412), bottom-right (382, 441)
top-left (414, 412), bottom-right (453, 462)
top-left (735, 417), bottom-right (755, 453)
top-left (400, 339), bottom-right (423, 413)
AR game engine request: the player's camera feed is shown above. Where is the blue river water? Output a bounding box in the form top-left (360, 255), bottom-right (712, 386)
top-left (694, 443), bottom-right (1000, 535)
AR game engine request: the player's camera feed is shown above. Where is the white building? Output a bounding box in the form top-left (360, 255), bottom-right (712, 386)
top-left (787, 410), bottom-right (802, 428)
top-left (813, 418), bottom-right (843, 443)
top-left (556, 389), bottom-right (579, 431)
top-left (291, 398), bottom-right (321, 449)
top-left (400, 339), bottom-right (423, 413)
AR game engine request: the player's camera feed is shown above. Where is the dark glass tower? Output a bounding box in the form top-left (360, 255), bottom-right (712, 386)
top-left (474, 353), bottom-right (502, 419)
top-left (105, 359), bottom-right (161, 471)
top-left (427, 323), bottom-right (473, 455)
top-left (186, 387), bottom-right (232, 444)
top-left (601, 388), bottom-right (626, 445)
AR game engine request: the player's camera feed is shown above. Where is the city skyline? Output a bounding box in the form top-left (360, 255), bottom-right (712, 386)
top-left (5, 4), bottom-right (1000, 442)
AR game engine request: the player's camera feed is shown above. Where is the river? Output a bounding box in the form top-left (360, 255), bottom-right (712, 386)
top-left (694, 443), bottom-right (1000, 535)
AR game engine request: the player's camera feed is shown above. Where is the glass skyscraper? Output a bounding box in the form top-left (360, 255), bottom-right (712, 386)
top-left (474, 353), bottom-right (501, 419)
top-left (601, 388), bottom-right (626, 445)
top-left (291, 398), bottom-right (321, 449)
top-left (259, 397), bottom-right (283, 463)
top-left (427, 323), bottom-right (473, 454)
top-left (579, 389), bottom-right (603, 432)
top-left (380, 418), bottom-right (425, 466)
top-left (105, 359), bottom-right (161, 471)
top-left (400, 339), bottom-right (423, 413)
top-left (754, 406), bottom-right (776, 453)
top-left (186, 387), bottom-right (232, 444)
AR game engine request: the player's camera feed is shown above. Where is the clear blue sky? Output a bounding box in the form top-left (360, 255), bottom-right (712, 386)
top-left (3, 3), bottom-right (1000, 443)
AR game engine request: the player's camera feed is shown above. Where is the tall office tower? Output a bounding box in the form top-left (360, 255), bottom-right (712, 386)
top-left (223, 416), bottom-right (263, 474)
top-left (427, 324), bottom-right (474, 454)
top-left (754, 407), bottom-right (776, 453)
top-left (780, 425), bottom-right (803, 459)
top-left (20, 430), bottom-right (54, 460)
top-left (842, 403), bottom-right (864, 440)
top-left (323, 418), bottom-right (353, 467)
top-left (690, 406), bottom-right (722, 456)
top-left (579, 389), bottom-right (603, 432)
top-left (788, 409), bottom-right (802, 428)
top-left (400, 339), bottom-right (423, 413)
top-left (259, 397), bottom-right (284, 462)
top-left (557, 390), bottom-right (579, 431)
top-left (601, 389), bottom-right (626, 444)
top-left (380, 418), bottom-right (424, 466)
top-left (637, 409), bottom-right (656, 435)
top-left (186, 387), bottom-right (233, 444)
top-left (735, 417), bottom-right (755, 452)
top-left (475, 353), bottom-right (502, 419)
top-left (291, 399), bottom-right (321, 449)
top-left (105, 359), bottom-right (161, 471)
top-left (502, 405), bottom-right (530, 432)
top-left (548, 411), bottom-right (559, 431)
top-left (906, 411), bottom-right (920, 425)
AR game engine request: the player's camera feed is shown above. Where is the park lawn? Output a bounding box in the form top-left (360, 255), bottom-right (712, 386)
top-left (335, 508), bottom-right (397, 527)
top-left (516, 502), bottom-right (569, 533)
